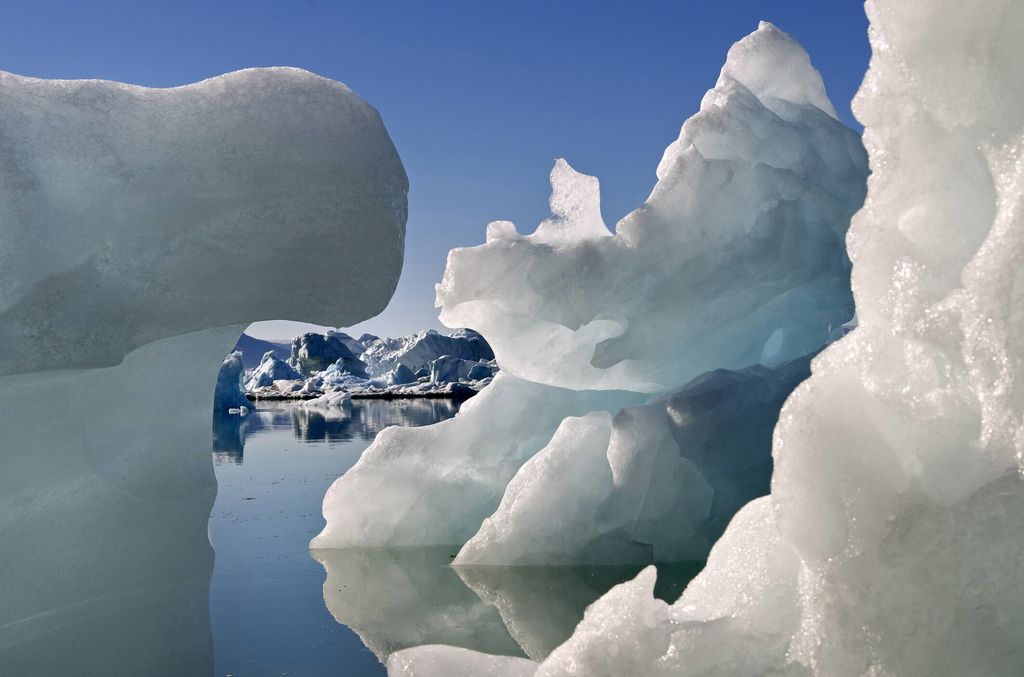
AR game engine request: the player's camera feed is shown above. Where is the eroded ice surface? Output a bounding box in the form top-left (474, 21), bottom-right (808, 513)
top-left (315, 21), bottom-right (866, 570)
top-left (393, 2), bottom-right (1024, 675)
top-left (436, 22), bottom-right (865, 394)
top-left (0, 68), bottom-right (406, 377)
top-left (0, 67), bottom-right (406, 674)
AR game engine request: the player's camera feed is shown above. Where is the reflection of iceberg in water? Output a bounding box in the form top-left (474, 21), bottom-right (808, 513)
top-left (212, 410), bottom-right (250, 463)
top-left (312, 547), bottom-right (702, 663)
top-left (454, 562), bottom-right (703, 661)
top-left (213, 399), bottom-right (464, 459)
top-left (313, 548), bottom-right (526, 661)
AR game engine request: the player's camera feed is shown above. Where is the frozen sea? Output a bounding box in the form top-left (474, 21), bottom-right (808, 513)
top-left (209, 399), bottom-right (702, 675)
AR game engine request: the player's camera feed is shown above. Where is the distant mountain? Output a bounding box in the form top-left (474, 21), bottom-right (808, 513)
top-left (232, 333), bottom-right (292, 369)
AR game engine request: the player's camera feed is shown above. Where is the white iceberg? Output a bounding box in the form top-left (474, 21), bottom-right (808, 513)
top-left (392, 4), bottom-right (1024, 676)
top-left (361, 329), bottom-right (494, 377)
top-left (315, 21), bottom-right (865, 570)
top-left (312, 373), bottom-right (644, 548)
top-left (244, 350), bottom-right (305, 390)
top-left (436, 22), bottom-right (865, 394)
top-left (289, 330), bottom-right (369, 377)
top-left (0, 66), bottom-right (406, 674)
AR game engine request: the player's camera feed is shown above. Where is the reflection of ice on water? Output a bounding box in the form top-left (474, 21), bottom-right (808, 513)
top-left (213, 398), bottom-right (461, 462)
top-left (313, 547), bottom-right (703, 663)
top-left (213, 397), bottom-right (702, 669)
top-left (313, 548), bottom-right (526, 661)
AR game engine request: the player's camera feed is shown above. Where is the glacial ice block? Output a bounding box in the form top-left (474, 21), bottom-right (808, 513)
top-left (0, 67), bottom-right (407, 675)
top-left (311, 373), bottom-right (645, 549)
top-left (454, 356), bottom-right (812, 566)
top-left (213, 350), bottom-right (251, 412)
top-left (436, 21), bottom-right (866, 393)
top-left (397, 4), bottom-right (1024, 675)
top-left (317, 21), bottom-right (864, 567)
top-left (0, 67), bottom-right (407, 377)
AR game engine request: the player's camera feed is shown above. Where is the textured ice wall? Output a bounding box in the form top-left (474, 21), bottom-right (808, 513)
top-left (0, 68), bottom-right (406, 674)
top-left (312, 373), bottom-right (644, 548)
top-left (455, 356), bottom-right (812, 566)
top-left (0, 68), bottom-right (406, 376)
top-left (437, 22), bottom-right (865, 394)
top-left (315, 22), bottom-right (866, 566)
top-left (391, 1), bottom-right (1024, 675)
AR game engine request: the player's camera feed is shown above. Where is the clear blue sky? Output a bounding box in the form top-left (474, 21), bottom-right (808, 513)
top-left (0, 1), bottom-right (870, 340)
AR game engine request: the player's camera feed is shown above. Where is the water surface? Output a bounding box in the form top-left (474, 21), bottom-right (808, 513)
top-left (210, 398), bottom-right (702, 675)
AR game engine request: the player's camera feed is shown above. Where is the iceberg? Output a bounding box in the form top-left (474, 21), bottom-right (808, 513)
top-left (213, 350), bottom-right (252, 412)
top-left (0, 67), bottom-right (406, 674)
top-left (429, 355), bottom-right (488, 384)
top-left (436, 22), bottom-right (865, 394)
top-left (315, 21), bottom-right (866, 572)
top-left (455, 355), bottom-right (812, 566)
top-left (312, 373), bottom-right (645, 548)
top-left (289, 331), bottom-right (369, 377)
top-left (392, 3), bottom-right (1024, 675)
top-left (244, 350), bottom-right (306, 390)
top-left (361, 328), bottom-right (494, 377)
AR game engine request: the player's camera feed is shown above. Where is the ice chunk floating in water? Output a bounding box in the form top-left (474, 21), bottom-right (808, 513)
top-left (392, 3), bottom-right (1024, 676)
top-left (314, 21), bottom-right (867, 572)
top-left (0, 68), bottom-right (406, 674)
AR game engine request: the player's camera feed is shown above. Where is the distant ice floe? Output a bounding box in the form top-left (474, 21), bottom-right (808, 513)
top-left (216, 328), bottom-right (500, 410)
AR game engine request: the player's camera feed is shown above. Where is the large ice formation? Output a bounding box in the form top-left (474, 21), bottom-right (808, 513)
top-left (454, 355), bottom-right (812, 566)
top-left (391, 2), bottom-right (1024, 675)
top-left (312, 373), bottom-right (645, 548)
top-left (314, 20), bottom-right (867, 571)
top-left (0, 68), bottom-right (406, 378)
top-left (361, 328), bottom-right (494, 377)
top-left (436, 24), bottom-right (865, 394)
top-left (245, 350), bottom-right (305, 389)
top-left (0, 68), bottom-right (406, 674)
top-left (213, 351), bottom-right (252, 412)
top-left (289, 331), bottom-right (369, 377)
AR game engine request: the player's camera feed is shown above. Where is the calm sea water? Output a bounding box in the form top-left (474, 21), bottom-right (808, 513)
top-left (209, 399), bottom-right (702, 676)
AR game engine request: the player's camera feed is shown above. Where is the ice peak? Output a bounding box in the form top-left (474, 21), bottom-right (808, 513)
top-left (716, 21), bottom-right (838, 119)
top-left (531, 158), bottom-right (611, 245)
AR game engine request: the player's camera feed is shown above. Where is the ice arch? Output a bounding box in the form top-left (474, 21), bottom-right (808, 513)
top-left (0, 68), bottom-right (407, 674)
